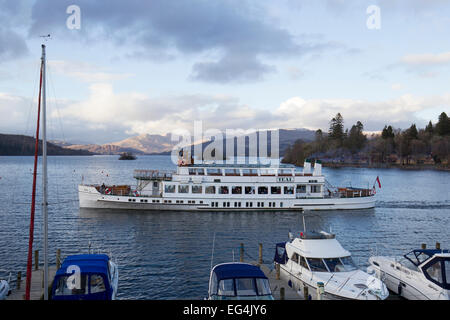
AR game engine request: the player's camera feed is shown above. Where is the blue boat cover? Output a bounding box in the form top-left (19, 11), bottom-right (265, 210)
top-left (273, 242), bottom-right (288, 265)
top-left (212, 263), bottom-right (267, 281)
top-left (55, 254), bottom-right (110, 276)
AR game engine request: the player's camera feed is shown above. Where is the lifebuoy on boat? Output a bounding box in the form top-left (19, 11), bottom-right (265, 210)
top-left (105, 188), bottom-right (112, 195)
top-left (133, 190), bottom-right (140, 197)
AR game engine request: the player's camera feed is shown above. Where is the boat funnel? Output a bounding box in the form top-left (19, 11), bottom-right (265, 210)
top-left (303, 159), bottom-right (311, 174)
top-left (313, 160), bottom-right (322, 176)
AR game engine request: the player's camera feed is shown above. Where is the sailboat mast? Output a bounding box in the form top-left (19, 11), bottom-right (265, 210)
top-left (41, 44), bottom-right (49, 300)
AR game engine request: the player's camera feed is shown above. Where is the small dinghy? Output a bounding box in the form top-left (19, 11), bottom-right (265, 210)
top-left (208, 263), bottom-right (274, 300)
top-left (51, 254), bottom-right (118, 300)
top-left (368, 247), bottom-right (450, 300)
top-left (274, 230), bottom-right (389, 300)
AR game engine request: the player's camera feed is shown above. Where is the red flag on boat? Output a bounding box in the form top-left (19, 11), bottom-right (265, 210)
top-left (375, 176), bottom-right (381, 188)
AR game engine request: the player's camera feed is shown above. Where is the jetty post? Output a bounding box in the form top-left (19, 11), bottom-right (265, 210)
top-left (258, 243), bottom-right (263, 265)
top-left (34, 250), bottom-right (39, 271)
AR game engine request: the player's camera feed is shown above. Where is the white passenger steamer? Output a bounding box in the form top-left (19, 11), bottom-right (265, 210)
top-left (79, 158), bottom-right (376, 211)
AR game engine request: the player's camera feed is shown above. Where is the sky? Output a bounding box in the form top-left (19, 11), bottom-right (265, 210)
top-left (0, 0), bottom-right (449, 144)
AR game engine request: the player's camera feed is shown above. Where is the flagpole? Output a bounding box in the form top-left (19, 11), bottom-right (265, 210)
top-left (42, 43), bottom-right (49, 300)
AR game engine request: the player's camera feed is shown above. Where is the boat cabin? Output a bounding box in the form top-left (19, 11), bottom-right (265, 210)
top-left (404, 249), bottom-right (450, 290)
top-left (275, 231), bottom-right (359, 273)
top-left (208, 263), bottom-right (274, 300)
top-left (51, 254), bottom-right (116, 300)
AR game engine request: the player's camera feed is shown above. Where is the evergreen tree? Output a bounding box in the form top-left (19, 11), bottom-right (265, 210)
top-left (328, 113), bottom-right (345, 146)
top-left (425, 121), bottom-right (433, 134)
top-left (436, 112), bottom-right (450, 136)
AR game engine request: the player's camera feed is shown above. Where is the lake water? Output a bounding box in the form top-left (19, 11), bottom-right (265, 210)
top-left (0, 155), bottom-right (449, 299)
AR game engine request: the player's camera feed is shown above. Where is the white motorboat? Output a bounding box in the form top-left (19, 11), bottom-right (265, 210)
top-left (368, 247), bottom-right (449, 300)
top-left (0, 273), bottom-right (11, 300)
top-left (208, 263), bottom-right (274, 300)
top-left (274, 230), bottom-right (389, 300)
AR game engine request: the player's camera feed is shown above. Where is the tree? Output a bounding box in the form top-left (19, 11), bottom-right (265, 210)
top-left (406, 124), bottom-right (418, 140)
top-left (381, 125), bottom-right (394, 139)
top-left (328, 113), bottom-right (345, 146)
top-left (425, 121), bottom-right (433, 134)
top-left (436, 112), bottom-right (450, 136)
top-left (346, 121), bottom-right (367, 153)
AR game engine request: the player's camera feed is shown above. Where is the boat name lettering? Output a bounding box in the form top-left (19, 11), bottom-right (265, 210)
top-left (277, 177), bottom-right (293, 182)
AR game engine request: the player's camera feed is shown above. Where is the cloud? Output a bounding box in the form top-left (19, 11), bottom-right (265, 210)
top-left (49, 60), bottom-right (134, 82)
top-left (28, 0), bottom-right (344, 83)
top-left (0, 0), bottom-right (29, 61)
top-left (400, 52), bottom-right (450, 66)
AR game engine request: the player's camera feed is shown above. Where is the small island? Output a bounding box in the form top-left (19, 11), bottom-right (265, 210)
top-left (119, 152), bottom-right (137, 160)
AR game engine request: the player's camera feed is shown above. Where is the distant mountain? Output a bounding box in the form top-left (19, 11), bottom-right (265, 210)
top-left (63, 143), bottom-right (143, 155)
top-left (110, 133), bottom-right (177, 154)
top-left (49, 128), bottom-right (315, 156)
top-left (0, 134), bottom-right (94, 156)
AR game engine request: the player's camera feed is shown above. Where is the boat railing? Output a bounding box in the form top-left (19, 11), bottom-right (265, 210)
top-left (133, 169), bottom-right (173, 180)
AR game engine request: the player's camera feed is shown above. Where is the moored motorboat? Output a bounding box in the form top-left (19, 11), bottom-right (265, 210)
top-left (274, 230), bottom-right (389, 300)
top-left (51, 254), bottom-right (118, 300)
top-left (367, 246), bottom-right (449, 300)
top-left (208, 262), bottom-right (274, 300)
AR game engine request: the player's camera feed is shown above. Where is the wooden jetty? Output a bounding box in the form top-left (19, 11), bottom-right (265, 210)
top-left (7, 249), bottom-right (60, 300)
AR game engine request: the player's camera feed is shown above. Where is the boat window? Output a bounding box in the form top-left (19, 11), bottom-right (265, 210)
top-left (192, 185), bottom-right (202, 194)
top-left (219, 186), bottom-right (229, 194)
top-left (311, 185), bottom-right (321, 193)
top-left (260, 169), bottom-right (276, 176)
top-left (306, 258), bottom-right (328, 272)
top-left (291, 253), bottom-right (299, 264)
top-left (164, 185), bottom-right (175, 193)
top-left (207, 168), bottom-right (222, 176)
top-left (205, 186), bottom-right (216, 194)
top-left (242, 169), bottom-right (257, 176)
top-left (256, 278), bottom-right (272, 296)
top-left (279, 169), bottom-right (292, 175)
top-left (284, 186), bottom-right (294, 194)
top-left (225, 169), bottom-right (240, 176)
top-left (235, 278), bottom-right (257, 296)
top-left (424, 260), bottom-right (443, 284)
top-left (444, 260), bottom-right (450, 286)
top-left (339, 256), bottom-right (358, 271)
top-left (90, 274), bottom-right (106, 294)
top-left (258, 186), bottom-right (268, 195)
top-left (296, 185), bottom-right (306, 193)
top-left (323, 258), bottom-right (346, 272)
top-left (232, 186), bottom-right (242, 194)
top-left (245, 186), bottom-right (255, 194)
top-left (217, 279), bottom-right (235, 296)
top-left (299, 256), bottom-right (309, 269)
top-left (178, 185), bottom-right (189, 193)
top-left (54, 274), bottom-right (89, 296)
top-left (195, 168), bottom-right (205, 175)
top-left (271, 186), bottom-right (281, 194)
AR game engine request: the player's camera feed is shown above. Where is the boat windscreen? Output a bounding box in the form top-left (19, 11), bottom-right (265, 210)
top-left (339, 256), bottom-right (358, 271)
top-left (53, 274), bottom-right (88, 296)
top-left (323, 258), bottom-right (345, 272)
top-left (306, 258), bottom-right (328, 272)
